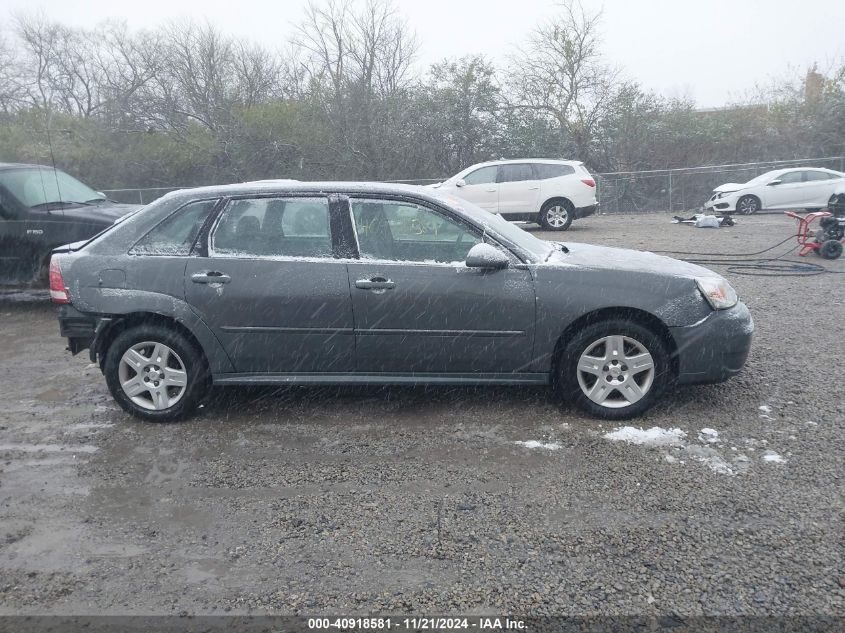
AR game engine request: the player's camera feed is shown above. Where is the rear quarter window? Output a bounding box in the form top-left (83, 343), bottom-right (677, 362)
top-left (131, 199), bottom-right (217, 255)
top-left (534, 164), bottom-right (576, 179)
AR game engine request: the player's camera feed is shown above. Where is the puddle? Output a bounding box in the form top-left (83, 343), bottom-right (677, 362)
top-left (69, 423), bottom-right (115, 431)
top-left (0, 443), bottom-right (99, 454)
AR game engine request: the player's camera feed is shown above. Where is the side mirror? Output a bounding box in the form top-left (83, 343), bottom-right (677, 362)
top-left (767, 179), bottom-right (782, 186)
top-left (455, 179), bottom-right (466, 188)
top-left (465, 243), bottom-right (509, 270)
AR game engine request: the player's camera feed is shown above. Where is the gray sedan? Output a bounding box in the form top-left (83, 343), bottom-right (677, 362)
top-left (51, 182), bottom-right (753, 422)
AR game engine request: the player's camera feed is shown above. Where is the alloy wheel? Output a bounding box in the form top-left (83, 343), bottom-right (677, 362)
top-left (737, 197), bottom-right (758, 214)
top-left (118, 341), bottom-right (188, 411)
top-left (575, 335), bottom-right (655, 408)
top-left (545, 205), bottom-right (570, 228)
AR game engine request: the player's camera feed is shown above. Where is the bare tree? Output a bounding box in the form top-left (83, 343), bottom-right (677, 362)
top-left (293, 0), bottom-right (418, 176)
top-left (507, 0), bottom-right (622, 163)
top-left (0, 25), bottom-right (25, 112)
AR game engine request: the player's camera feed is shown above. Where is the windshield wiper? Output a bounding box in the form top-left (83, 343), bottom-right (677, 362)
top-left (84, 198), bottom-right (109, 204)
top-left (30, 200), bottom-right (98, 209)
top-left (544, 241), bottom-right (569, 261)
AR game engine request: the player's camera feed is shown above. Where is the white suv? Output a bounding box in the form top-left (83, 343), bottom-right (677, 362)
top-left (430, 159), bottom-right (598, 230)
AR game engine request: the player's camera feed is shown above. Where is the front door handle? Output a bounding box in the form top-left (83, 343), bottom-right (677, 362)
top-left (191, 271), bottom-right (231, 284)
top-left (355, 277), bottom-right (395, 291)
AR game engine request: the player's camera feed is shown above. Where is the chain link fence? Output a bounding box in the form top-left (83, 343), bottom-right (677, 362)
top-left (595, 156), bottom-right (845, 214)
top-left (102, 157), bottom-right (845, 212)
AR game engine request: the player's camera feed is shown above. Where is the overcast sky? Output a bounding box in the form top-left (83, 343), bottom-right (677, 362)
top-left (4, 0), bottom-right (844, 107)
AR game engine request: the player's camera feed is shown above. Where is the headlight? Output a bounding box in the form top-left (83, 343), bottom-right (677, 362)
top-left (696, 277), bottom-right (738, 310)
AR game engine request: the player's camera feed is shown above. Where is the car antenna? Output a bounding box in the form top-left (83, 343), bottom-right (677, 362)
top-left (43, 108), bottom-right (64, 210)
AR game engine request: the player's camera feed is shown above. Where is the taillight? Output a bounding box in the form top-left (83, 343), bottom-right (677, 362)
top-left (49, 258), bottom-right (70, 304)
top-left (581, 178), bottom-right (596, 187)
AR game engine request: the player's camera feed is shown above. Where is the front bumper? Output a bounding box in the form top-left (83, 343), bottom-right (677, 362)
top-left (574, 204), bottom-right (598, 219)
top-left (704, 193), bottom-right (738, 212)
top-left (671, 301), bottom-right (754, 385)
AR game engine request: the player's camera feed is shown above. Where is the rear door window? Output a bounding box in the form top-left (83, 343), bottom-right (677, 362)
top-left (131, 199), bottom-right (217, 255)
top-left (498, 164), bottom-right (535, 183)
top-left (805, 171), bottom-right (833, 181)
top-left (211, 197), bottom-right (332, 258)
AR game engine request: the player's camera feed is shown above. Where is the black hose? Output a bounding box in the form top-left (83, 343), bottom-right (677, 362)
top-left (655, 237), bottom-right (844, 276)
top-left (652, 234), bottom-right (798, 257)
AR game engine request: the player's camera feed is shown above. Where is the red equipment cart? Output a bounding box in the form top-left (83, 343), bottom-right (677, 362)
top-left (784, 210), bottom-right (844, 259)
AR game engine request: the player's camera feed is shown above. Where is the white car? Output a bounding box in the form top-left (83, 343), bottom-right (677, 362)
top-left (429, 159), bottom-right (598, 230)
top-left (704, 167), bottom-right (845, 215)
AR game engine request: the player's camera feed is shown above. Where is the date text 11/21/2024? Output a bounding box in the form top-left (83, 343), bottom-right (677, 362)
top-left (307, 617), bottom-right (527, 630)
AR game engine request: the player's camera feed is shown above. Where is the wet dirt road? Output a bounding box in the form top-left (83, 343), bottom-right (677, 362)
top-left (0, 212), bottom-right (843, 616)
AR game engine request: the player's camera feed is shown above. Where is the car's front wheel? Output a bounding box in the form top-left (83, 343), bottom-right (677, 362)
top-left (736, 195), bottom-right (760, 215)
top-left (104, 325), bottom-right (209, 422)
top-left (558, 319), bottom-right (672, 420)
top-left (538, 200), bottom-right (574, 231)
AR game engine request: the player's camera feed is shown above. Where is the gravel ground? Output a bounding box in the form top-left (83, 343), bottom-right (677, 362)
top-left (0, 211), bottom-right (843, 617)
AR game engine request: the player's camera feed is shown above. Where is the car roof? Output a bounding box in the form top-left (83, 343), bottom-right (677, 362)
top-left (465, 158), bottom-right (583, 169)
top-left (162, 180), bottom-right (441, 200)
top-left (765, 167), bottom-right (842, 176)
top-left (0, 162), bottom-right (53, 171)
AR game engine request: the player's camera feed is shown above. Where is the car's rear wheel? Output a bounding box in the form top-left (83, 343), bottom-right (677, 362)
top-left (539, 200), bottom-right (574, 231)
top-left (104, 325), bottom-right (209, 422)
top-left (558, 319), bottom-right (671, 420)
top-left (736, 195), bottom-right (760, 215)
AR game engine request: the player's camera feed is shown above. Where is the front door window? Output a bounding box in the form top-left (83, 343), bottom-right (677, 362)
top-left (351, 199), bottom-right (481, 264)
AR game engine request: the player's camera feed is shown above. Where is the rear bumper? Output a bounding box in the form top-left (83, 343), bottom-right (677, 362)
top-left (671, 301), bottom-right (754, 385)
top-left (574, 204), bottom-right (598, 219)
top-left (57, 304), bottom-right (96, 355)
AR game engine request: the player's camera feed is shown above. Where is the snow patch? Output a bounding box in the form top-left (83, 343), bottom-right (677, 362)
top-left (605, 426), bottom-right (754, 476)
top-left (603, 426), bottom-right (687, 447)
top-left (515, 440), bottom-right (561, 451)
top-left (698, 428), bottom-right (720, 443)
top-left (685, 445), bottom-right (734, 475)
top-left (762, 451), bottom-right (786, 463)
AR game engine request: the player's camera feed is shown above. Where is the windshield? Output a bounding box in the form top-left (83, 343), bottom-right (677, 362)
top-left (430, 190), bottom-right (555, 262)
top-left (0, 167), bottom-right (105, 208)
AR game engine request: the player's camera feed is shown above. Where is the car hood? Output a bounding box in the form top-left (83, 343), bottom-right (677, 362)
top-left (61, 202), bottom-right (141, 225)
top-left (548, 242), bottom-right (717, 279)
top-left (712, 182), bottom-right (747, 194)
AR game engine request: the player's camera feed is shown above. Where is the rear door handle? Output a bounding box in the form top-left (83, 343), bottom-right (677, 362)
top-left (191, 271), bottom-right (231, 284)
top-left (355, 277), bottom-right (395, 290)
top-left (527, 186), bottom-right (540, 190)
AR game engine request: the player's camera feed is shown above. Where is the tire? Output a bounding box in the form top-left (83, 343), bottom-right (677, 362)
top-left (104, 324), bottom-right (210, 422)
top-left (736, 195), bottom-right (760, 215)
top-left (819, 239), bottom-right (843, 260)
top-left (557, 319), bottom-right (672, 420)
top-left (538, 199), bottom-right (574, 231)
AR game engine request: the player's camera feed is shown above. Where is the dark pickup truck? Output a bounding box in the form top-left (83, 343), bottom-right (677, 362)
top-left (0, 163), bottom-right (138, 284)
